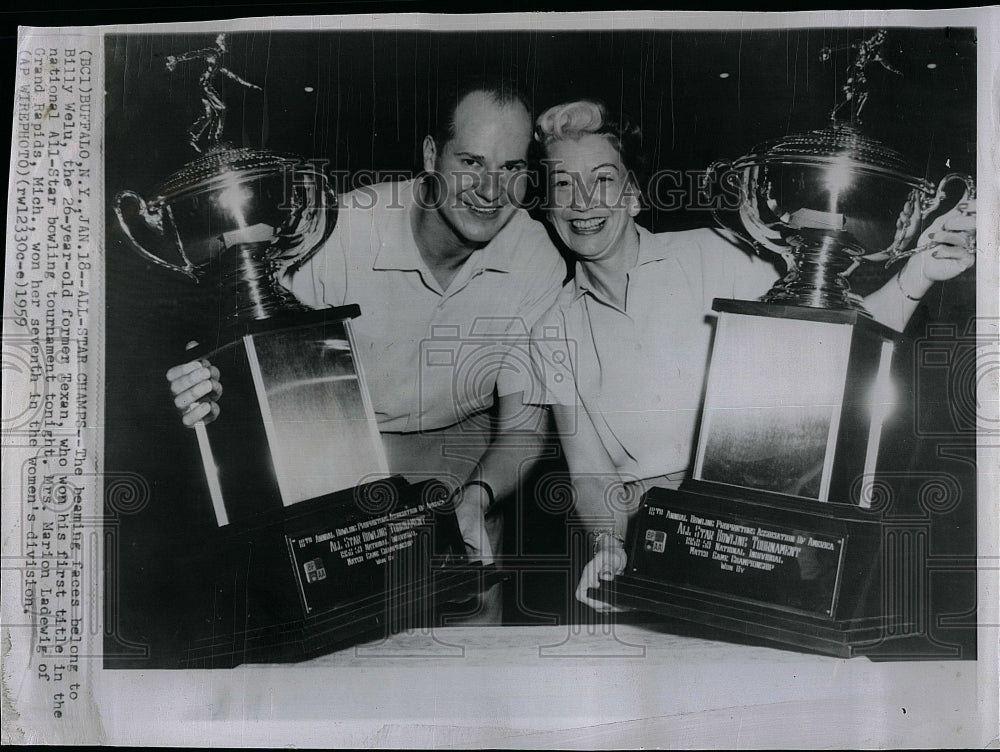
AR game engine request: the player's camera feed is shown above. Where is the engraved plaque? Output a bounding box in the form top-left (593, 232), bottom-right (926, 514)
top-left (631, 504), bottom-right (846, 617)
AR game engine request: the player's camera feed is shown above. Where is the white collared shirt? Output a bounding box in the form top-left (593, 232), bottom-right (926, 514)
top-left (529, 225), bottom-right (780, 481)
top-left (286, 180), bottom-right (566, 433)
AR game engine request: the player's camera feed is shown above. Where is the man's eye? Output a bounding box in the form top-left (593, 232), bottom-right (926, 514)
top-left (553, 178), bottom-right (570, 188)
top-left (462, 158), bottom-right (480, 168)
top-left (501, 163), bottom-right (525, 172)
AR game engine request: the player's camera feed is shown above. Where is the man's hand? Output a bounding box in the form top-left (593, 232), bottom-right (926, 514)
top-left (165, 341), bottom-right (222, 427)
top-left (451, 482), bottom-right (495, 566)
top-left (575, 541), bottom-right (628, 613)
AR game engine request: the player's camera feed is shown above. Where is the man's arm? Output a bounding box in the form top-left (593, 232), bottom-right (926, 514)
top-left (451, 239), bottom-right (568, 561)
top-left (451, 393), bottom-right (551, 565)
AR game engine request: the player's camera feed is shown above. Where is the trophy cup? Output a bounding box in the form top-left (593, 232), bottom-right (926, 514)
top-left (112, 35), bottom-right (471, 667)
top-left (600, 31), bottom-right (975, 658)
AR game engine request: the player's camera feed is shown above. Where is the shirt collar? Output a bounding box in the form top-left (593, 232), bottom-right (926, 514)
top-left (571, 223), bottom-right (672, 303)
top-left (371, 181), bottom-right (424, 272)
top-left (635, 223), bottom-right (675, 265)
top-left (371, 179), bottom-right (515, 274)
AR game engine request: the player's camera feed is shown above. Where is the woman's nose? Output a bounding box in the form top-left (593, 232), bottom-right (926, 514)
top-left (570, 179), bottom-right (592, 210)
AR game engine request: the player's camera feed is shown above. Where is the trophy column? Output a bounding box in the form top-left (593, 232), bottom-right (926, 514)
top-left (189, 306), bottom-right (388, 526)
top-left (604, 302), bottom-right (903, 657)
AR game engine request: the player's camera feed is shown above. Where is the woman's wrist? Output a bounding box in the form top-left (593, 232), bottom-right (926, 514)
top-left (453, 479), bottom-right (495, 512)
top-left (897, 258), bottom-right (934, 301)
top-left (591, 528), bottom-right (626, 557)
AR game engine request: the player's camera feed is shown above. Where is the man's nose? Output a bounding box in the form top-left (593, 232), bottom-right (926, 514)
top-left (475, 170), bottom-right (503, 202)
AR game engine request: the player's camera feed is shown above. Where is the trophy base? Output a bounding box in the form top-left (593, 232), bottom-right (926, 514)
top-left (151, 477), bottom-right (498, 668)
top-left (594, 484), bottom-right (951, 661)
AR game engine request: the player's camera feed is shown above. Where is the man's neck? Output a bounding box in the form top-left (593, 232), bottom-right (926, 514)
top-left (411, 188), bottom-right (484, 290)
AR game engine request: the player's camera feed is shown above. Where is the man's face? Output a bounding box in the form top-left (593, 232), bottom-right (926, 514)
top-left (423, 92), bottom-right (532, 247)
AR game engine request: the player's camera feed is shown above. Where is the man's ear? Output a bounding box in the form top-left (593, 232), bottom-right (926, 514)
top-left (422, 135), bottom-right (438, 173)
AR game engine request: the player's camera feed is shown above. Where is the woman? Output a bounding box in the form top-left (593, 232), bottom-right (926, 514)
top-left (527, 100), bottom-right (977, 612)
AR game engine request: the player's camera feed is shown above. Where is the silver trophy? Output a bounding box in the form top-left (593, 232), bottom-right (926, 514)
top-left (113, 34), bottom-right (337, 325)
top-left (110, 35), bottom-right (389, 529)
top-left (600, 33), bottom-right (976, 657)
top-left (709, 30), bottom-right (975, 313)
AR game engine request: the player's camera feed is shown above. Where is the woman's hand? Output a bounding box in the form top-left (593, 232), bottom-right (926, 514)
top-left (165, 341), bottom-right (222, 427)
top-left (908, 196), bottom-right (977, 284)
top-left (575, 538), bottom-right (628, 613)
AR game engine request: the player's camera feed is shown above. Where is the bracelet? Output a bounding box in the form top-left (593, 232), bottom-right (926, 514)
top-left (591, 528), bottom-right (626, 557)
top-left (455, 479), bottom-right (495, 511)
top-left (895, 270), bottom-right (923, 302)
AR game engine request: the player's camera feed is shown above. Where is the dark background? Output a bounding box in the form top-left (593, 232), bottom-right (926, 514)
top-left (95, 24), bottom-right (979, 664)
top-left (103, 27), bottom-right (977, 223)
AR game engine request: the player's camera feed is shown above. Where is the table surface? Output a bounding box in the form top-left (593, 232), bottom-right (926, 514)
top-left (95, 620), bottom-right (995, 748)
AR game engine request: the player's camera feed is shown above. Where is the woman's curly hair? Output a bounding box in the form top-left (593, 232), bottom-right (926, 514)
top-left (534, 99), bottom-right (649, 193)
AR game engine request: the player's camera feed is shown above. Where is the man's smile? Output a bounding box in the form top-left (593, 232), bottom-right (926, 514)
top-left (462, 200), bottom-right (503, 218)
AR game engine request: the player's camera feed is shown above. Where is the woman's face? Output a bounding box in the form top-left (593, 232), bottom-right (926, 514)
top-left (545, 133), bottom-right (639, 262)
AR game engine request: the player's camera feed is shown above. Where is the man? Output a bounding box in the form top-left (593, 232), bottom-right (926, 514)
top-left (166, 79), bottom-right (566, 624)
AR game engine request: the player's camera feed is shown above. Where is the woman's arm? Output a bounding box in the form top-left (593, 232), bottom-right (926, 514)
top-left (863, 197), bottom-right (976, 331)
top-left (551, 403), bottom-right (632, 613)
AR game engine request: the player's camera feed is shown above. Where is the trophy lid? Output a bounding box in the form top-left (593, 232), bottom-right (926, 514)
top-left (153, 147), bottom-right (303, 203)
top-left (732, 123), bottom-right (934, 192)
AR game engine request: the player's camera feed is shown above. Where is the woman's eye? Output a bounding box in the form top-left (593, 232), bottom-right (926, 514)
top-left (553, 179), bottom-right (570, 189)
top-left (596, 174), bottom-right (615, 184)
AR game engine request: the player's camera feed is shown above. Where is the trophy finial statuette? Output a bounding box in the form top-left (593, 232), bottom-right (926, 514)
top-left (820, 29), bottom-right (901, 125)
top-left (164, 32), bottom-right (262, 153)
top-left (115, 35), bottom-right (336, 324)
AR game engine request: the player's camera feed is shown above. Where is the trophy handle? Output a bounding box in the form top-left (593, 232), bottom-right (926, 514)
top-left (708, 161), bottom-right (798, 274)
top-left (283, 170), bottom-right (339, 275)
top-left (113, 190), bottom-right (198, 281)
top-left (708, 160), bottom-right (754, 243)
top-left (865, 173), bottom-right (976, 265)
top-left (920, 172), bottom-right (976, 218)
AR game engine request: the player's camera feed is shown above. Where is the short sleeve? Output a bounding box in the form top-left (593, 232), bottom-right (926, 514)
top-left (524, 309), bottom-right (577, 407)
top-left (495, 242), bottom-right (567, 399)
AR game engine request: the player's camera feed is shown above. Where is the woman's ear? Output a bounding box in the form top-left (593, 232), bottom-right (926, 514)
top-left (628, 189), bottom-right (642, 218)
